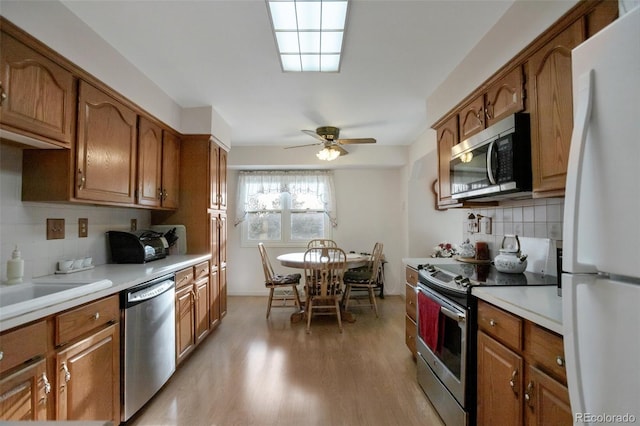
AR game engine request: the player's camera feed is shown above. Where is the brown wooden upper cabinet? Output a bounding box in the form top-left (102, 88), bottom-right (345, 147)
top-left (0, 29), bottom-right (75, 148)
top-left (459, 66), bottom-right (525, 141)
top-left (76, 81), bottom-right (137, 204)
top-left (435, 115), bottom-right (459, 208)
top-left (137, 116), bottom-right (181, 209)
top-left (209, 143), bottom-right (227, 211)
top-left (528, 20), bottom-right (584, 198)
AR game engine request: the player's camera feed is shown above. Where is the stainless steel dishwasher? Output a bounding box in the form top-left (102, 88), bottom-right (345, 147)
top-left (121, 274), bottom-right (176, 421)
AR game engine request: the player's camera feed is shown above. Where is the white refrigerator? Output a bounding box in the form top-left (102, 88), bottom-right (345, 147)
top-left (562, 5), bottom-right (640, 425)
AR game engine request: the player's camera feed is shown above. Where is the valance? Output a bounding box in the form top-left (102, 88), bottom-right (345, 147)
top-left (235, 170), bottom-right (337, 227)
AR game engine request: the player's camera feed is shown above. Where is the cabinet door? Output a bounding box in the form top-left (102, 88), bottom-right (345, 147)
top-left (137, 116), bottom-right (163, 207)
top-left (459, 94), bottom-right (485, 141)
top-left (209, 142), bottom-right (219, 209)
top-left (435, 115), bottom-right (459, 207)
top-left (209, 267), bottom-right (221, 330)
top-left (161, 130), bottom-right (181, 209)
top-left (218, 148), bottom-right (227, 210)
top-left (0, 359), bottom-right (49, 421)
top-left (0, 32), bottom-right (75, 147)
top-left (219, 213), bottom-right (228, 318)
top-left (175, 285), bottom-right (195, 364)
top-left (76, 81), bottom-right (137, 204)
top-left (524, 364), bottom-right (572, 426)
top-left (195, 277), bottom-right (210, 344)
top-left (56, 324), bottom-right (120, 423)
top-left (529, 20), bottom-right (584, 196)
top-left (477, 331), bottom-right (523, 426)
top-left (485, 66), bottom-right (525, 127)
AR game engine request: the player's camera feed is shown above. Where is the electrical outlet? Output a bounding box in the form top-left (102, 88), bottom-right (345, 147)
top-left (47, 218), bottom-right (65, 240)
top-left (130, 219), bottom-right (137, 232)
top-left (78, 218), bottom-right (88, 238)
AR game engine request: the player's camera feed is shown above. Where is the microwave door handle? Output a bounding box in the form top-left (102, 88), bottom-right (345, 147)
top-left (486, 140), bottom-right (497, 185)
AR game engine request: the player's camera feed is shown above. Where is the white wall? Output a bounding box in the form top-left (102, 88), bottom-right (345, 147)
top-left (227, 166), bottom-right (407, 296)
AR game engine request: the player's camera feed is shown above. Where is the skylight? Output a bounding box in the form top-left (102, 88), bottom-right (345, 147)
top-left (267, 0), bottom-right (349, 72)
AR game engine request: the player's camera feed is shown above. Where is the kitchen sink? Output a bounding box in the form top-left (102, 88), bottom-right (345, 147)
top-left (0, 279), bottom-right (113, 321)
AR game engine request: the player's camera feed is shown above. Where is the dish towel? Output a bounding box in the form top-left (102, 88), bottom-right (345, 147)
top-left (418, 292), bottom-right (443, 353)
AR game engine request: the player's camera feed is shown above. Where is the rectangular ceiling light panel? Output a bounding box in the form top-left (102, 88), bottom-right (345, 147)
top-left (268, 0), bottom-right (349, 72)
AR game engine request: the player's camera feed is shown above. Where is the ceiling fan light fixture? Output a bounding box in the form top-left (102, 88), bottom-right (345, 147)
top-left (267, 0), bottom-right (349, 72)
top-left (316, 146), bottom-right (341, 161)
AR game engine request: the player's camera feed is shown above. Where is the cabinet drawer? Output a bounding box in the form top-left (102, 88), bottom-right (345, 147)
top-left (405, 267), bottom-right (418, 286)
top-left (0, 321), bottom-right (47, 375)
top-left (405, 314), bottom-right (417, 357)
top-left (477, 301), bottom-right (523, 351)
top-left (55, 295), bottom-right (118, 346)
top-left (194, 261), bottom-right (210, 281)
top-left (405, 283), bottom-right (417, 321)
top-left (525, 321), bottom-right (567, 383)
top-left (175, 268), bottom-right (194, 289)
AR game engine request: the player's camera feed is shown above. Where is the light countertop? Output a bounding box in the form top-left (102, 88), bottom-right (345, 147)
top-left (472, 286), bottom-right (563, 335)
top-left (0, 254), bottom-right (210, 332)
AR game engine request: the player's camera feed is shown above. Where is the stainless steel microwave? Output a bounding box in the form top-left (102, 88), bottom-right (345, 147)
top-left (450, 113), bottom-right (532, 201)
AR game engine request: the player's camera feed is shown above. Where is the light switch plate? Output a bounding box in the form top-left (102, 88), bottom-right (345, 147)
top-left (47, 218), bottom-right (65, 240)
top-left (79, 218), bottom-right (88, 238)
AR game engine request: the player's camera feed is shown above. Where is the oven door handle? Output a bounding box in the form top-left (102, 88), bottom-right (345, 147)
top-left (440, 305), bottom-right (466, 323)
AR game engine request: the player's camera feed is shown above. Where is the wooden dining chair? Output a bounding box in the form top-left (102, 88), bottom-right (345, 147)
top-left (342, 242), bottom-right (384, 317)
top-left (303, 247), bottom-right (347, 333)
top-left (258, 243), bottom-right (302, 318)
top-left (307, 239), bottom-right (338, 249)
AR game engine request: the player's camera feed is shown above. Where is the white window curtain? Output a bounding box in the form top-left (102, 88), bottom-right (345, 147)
top-left (235, 170), bottom-right (337, 227)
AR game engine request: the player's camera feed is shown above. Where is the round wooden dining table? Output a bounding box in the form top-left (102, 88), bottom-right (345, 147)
top-left (276, 252), bottom-right (369, 324)
top-left (276, 252), bottom-right (369, 269)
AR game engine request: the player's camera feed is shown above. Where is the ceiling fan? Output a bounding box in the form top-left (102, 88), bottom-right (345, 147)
top-left (285, 126), bottom-right (376, 160)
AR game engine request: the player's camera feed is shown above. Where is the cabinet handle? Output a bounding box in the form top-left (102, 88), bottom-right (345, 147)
top-left (475, 107), bottom-right (484, 124)
top-left (61, 362), bottom-right (71, 383)
top-left (486, 102), bottom-right (493, 119)
top-left (77, 169), bottom-right (86, 189)
top-left (509, 369), bottom-right (518, 395)
top-left (0, 81), bottom-right (7, 106)
top-left (0, 350), bottom-right (3, 361)
top-left (92, 312), bottom-right (100, 321)
top-left (556, 355), bottom-right (565, 367)
top-left (41, 372), bottom-right (51, 395)
top-left (489, 319), bottom-right (496, 327)
top-left (524, 381), bottom-right (535, 407)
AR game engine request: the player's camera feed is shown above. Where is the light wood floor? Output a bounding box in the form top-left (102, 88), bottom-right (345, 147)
top-left (128, 295), bottom-right (445, 426)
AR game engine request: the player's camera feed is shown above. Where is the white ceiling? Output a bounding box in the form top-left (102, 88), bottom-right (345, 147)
top-left (60, 0), bottom-right (515, 148)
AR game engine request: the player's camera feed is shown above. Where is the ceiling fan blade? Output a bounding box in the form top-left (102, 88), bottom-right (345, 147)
top-left (334, 145), bottom-right (349, 156)
top-left (284, 142), bottom-right (323, 149)
top-left (337, 138), bottom-right (376, 145)
top-left (301, 129), bottom-right (327, 142)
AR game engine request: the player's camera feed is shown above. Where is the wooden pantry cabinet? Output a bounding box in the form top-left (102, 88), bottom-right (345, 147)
top-left (0, 22), bottom-right (76, 148)
top-left (0, 295), bottom-right (120, 424)
top-left (476, 300), bottom-right (571, 426)
top-left (152, 134), bottom-right (228, 325)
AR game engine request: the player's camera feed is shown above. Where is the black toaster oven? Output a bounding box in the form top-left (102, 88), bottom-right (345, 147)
top-left (107, 230), bottom-right (168, 263)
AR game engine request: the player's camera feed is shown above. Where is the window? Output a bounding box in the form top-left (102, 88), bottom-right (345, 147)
top-left (236, 171), bottom-right (337, 247)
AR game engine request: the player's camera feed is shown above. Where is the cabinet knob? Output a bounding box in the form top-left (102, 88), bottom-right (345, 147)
top-left (0, 351), bottom-right (3, 361)
top-left (489, 319), bottom-right (496, 327)
top-left (556, 356), bottom-right (565, 367)
top-left (92, 312), bottom-right (100, 320)
top-left (77, 169), bottom-right (86, 189)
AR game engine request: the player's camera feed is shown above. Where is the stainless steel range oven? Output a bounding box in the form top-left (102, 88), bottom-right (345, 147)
top-left (415, 262), bottom-right (556, 426)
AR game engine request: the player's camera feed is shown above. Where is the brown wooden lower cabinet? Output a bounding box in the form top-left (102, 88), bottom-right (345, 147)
top-left (476, 300), bottom-right (571, 426)
top-left (55, 324), bottom-right (120, 422)
top-left (0, 359), bottom-right (48, 421)
top-left (404, 266), bottom-right (418, 357)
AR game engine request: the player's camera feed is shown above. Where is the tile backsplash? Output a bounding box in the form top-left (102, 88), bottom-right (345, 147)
top-left (1, 144), bottom-right (150, 282)
top-left (462, 197), bottom-right (564, 257)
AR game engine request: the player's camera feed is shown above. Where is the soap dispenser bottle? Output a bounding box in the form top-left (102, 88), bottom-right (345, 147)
top-left (7, 245), bottom-right (24, 284)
